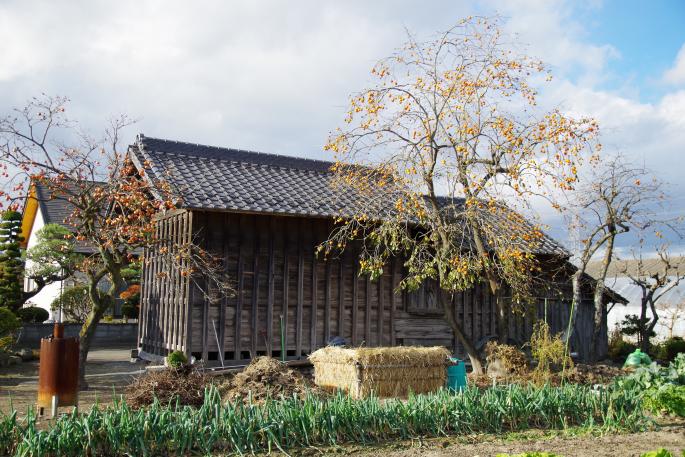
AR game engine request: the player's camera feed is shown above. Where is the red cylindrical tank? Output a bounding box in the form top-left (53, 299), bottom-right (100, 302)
top-left (37, 323), bottom-right (79, 415)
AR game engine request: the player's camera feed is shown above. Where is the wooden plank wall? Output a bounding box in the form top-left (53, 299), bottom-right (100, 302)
top-left (140, 209), bottom-right (606, 364)
top-left (187, 212), bottom-right (398, 364)
top-left (138, 209), bottom-right (192, 356)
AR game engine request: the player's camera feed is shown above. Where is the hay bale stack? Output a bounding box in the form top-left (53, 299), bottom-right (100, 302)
top-left (309, 346), bottom-right (450, 398)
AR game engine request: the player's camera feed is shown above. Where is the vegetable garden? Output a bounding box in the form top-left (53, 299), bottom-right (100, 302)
top-left (0, 381), bottom-right (651, 456)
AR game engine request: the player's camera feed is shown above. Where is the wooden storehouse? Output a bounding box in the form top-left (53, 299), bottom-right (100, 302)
top-left (130, 135), bottom-right (625, 365)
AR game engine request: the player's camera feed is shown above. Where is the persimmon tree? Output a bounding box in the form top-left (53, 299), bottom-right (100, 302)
top-left (0, 96), bottom-right (231, 386)
top-left (563, 156), bottom-right (663, 360)
top-left (322, 17), bottom-right (599, 372)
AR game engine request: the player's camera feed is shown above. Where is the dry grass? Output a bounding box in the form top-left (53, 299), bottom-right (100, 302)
top-left (485, 341), bottom-right (529, 376)
top-left (221, 357), bottom-right (320, 403)
top-left (469, 363), bottom-right (624, 388)
top-left (125, 366), bottom-right (212, 408)
top-left (309, 346), bottom-right (450, 398)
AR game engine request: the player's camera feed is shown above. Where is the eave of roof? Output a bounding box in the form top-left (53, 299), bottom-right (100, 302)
top-left (130, 134), bottom-right (571, 258)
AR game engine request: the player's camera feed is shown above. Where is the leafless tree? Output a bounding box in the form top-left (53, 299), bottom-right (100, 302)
top-left (563, 155), bottom-right (669, 360)
top-left (0, 96), bottom-right (232, 386)
top-left (656, 299), bottom-right (685, 339)
top-left (619, 246), bottom-right (685, 351)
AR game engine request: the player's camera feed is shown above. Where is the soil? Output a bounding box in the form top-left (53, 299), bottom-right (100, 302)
top-left (0, 347), bottom-right (143, 419)
top-left (260, 421), bottom-right (685, 457)
top-left (221, 356), bottom-right (321, 403)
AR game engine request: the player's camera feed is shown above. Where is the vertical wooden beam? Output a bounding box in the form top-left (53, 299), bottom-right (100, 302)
top-left (184, 211), bottom-right (194, 357)
top-left (352, 261), bottom-right (358, 345)
top-left (266, 216), bottom-right (275, 357)
top-left (377, 271), bottom-right (384, 346)
top-left (390, 259), bottom-right (396, 346)
top-left (201, 212), bottom-right (210, 363)
top-left (282, 224), bottom-right (289, 357)
top-left (324, 260), bottom-right (331, 345)
top-left (338, 260), bottom-right (344, 337)
top-left (137, 246), bottom-right (148, 350)
top-left (178, 211), bottom-right (189, 352)
top-left (365, 276), bottom-right (371, 345)
top-left (310, 221), bottom-right (318, 353)
top-left (152, 215), bottom-right (164, 354)
top-left (217, 212), bottom-right (229, 360)
top-left (169, 214), bottom-right (179, 351)
top-left (234, 215), bottom-right (246, 357)
top-left (296, 219), bottom-right (304, 358)
top-left (251, 216), bottom-right (260, 358)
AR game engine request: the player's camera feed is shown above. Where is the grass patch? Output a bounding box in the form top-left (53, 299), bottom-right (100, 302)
top-left (0, 383), bottom-right (646, 456)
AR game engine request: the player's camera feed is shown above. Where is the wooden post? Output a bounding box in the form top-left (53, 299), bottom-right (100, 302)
top-left (251, 216), bottom-right (260, 358)
top-left (310, 228), bottom-right (318, 354)
top-left (266, 217), bottom-right (275, 357)
top-left (338, 260), bottom-right (344, 337)
top-left (324, 261), bottom-right (331, 345)
top-left (296, 219), bottom-right (304, 358)
top-left (352, 261), bottom-right (358, 345)
top-left (365, 276), bottom-right (371, 345)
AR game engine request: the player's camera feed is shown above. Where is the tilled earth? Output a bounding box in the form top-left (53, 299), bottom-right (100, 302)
top-left (277, 422), bottom-right (685, 457)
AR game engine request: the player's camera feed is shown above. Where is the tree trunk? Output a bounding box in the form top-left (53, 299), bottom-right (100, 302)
top-left (590, 279), bottom-right (606, 361)
top-left (445, 294), bottom-right (484, 374)
top-left (78, 304), bottom-right (108, 389)
top-left (564, 270), bottom-right (583, 345)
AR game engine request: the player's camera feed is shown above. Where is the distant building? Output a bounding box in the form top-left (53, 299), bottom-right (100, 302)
top-left (587, 257), bottom-right (685, 339)
top-left (20, 182), bottom-right (96, 320)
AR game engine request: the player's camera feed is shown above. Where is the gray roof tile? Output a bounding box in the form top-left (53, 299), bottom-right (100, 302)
top-left (130, 134), bottom-right (568, 257)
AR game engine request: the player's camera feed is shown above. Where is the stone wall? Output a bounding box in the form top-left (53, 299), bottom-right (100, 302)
top-left (16, 323), bottom-right (137, 349)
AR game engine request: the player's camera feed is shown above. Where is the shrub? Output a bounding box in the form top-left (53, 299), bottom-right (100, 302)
top-left (0, 307), bottom-right (20, 351)
top-left (608, 330), bottom-right (637, 363)
top-left (121, 303), bottom-right (138, 319)
top-left (167, 350), bottom-right (188, 368)
top-left (51, 285), bottom-right (92, 322)
top-left (656, 337), bottom-right (685, 362)
top-left (14, 306), bottom-right (49, 323)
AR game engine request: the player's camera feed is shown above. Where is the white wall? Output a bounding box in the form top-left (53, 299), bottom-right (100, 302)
top-left (23, 208), bottom-right (65, 321)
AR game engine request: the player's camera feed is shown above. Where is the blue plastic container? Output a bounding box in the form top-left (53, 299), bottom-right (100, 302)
top-left (446, 357), bottom-right (467, 391)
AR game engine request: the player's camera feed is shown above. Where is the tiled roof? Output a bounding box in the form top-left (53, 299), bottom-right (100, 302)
top-left (130, 135), bottom-right (354, 217)
top-left (130, 134), bottom-right (569, 257)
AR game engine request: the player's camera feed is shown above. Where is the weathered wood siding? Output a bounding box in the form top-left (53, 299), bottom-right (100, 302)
top-left (138, 209), bottom-right (193, 356)
top-left (138, 209), bottom-right (606, 364)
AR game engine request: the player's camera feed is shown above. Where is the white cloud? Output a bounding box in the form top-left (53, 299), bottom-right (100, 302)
top-left (0, 0), bottom-right (682, 252)
top-left (664, 43), bottom-right (685, 85)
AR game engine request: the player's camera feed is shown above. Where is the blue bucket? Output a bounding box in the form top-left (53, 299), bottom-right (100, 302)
top-left (446, 357), bottom-right (467, 391)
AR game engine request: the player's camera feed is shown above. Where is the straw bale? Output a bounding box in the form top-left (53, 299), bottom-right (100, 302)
top-left (309, 346), bottom-right (449, 398)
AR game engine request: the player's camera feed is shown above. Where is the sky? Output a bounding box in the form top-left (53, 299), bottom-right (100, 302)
top-left (1, 0), bottom-right (684, 254)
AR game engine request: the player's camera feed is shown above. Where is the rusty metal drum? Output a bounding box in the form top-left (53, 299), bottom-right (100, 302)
top-left (37, 324), bottom-right (79, 415)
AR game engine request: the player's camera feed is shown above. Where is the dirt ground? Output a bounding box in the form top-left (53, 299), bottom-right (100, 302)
top-left (0, 347), bottom-right (144, 417)
top-left (284, 423), bottom-right (685, 457)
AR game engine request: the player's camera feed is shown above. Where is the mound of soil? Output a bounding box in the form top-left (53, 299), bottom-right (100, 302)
top-left (126, 366), bottom-right (212, 408)
top-left (221, 357), bottom-right (320, 403)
